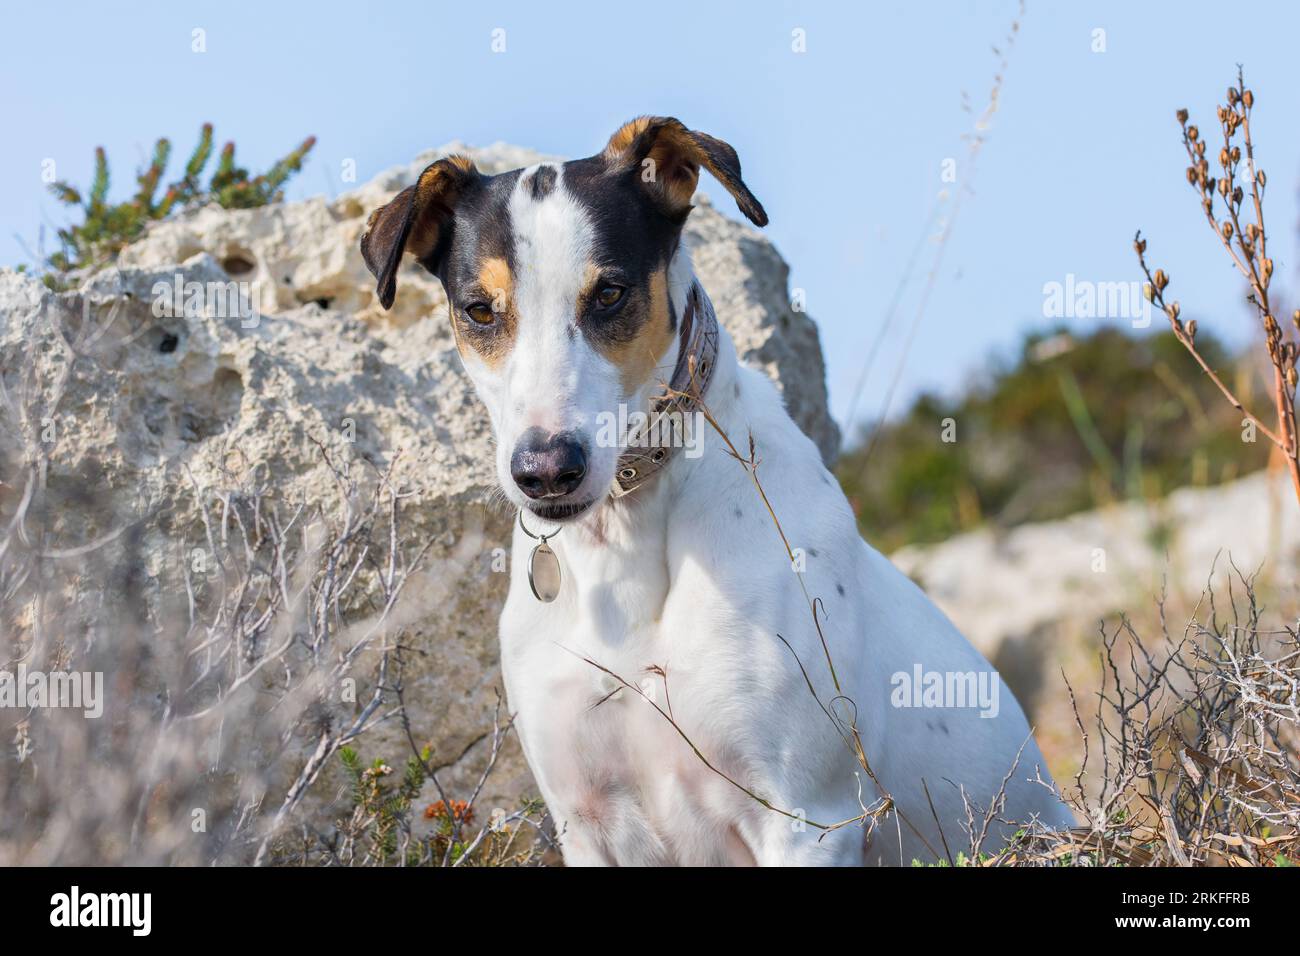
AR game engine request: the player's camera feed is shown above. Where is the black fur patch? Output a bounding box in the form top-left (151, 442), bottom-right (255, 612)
top-left (561, 155), bottom-right (684, 348)
top-left (434, 170), bottom-right (521, 298)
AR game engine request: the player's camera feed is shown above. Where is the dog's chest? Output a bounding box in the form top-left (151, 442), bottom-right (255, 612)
top-left (501, 535), bottom-right (756, 864)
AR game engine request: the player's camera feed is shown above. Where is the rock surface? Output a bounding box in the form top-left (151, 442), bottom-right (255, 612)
top-left (892, 468), bottom-right (1300, 661)
top-left (0, 143), bottom-right (840, 821)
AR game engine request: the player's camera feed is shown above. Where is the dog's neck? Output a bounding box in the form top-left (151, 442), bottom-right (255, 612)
top-left (558, 259), bottom-right (745, 555)
top-left (609, 276), bottom-right (721, 499)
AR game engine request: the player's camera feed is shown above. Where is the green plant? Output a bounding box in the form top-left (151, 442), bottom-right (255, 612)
top-left (330, 744), bottom-right (552, 867)
top-left (837, 326), bottom-right (1269, 552)
top-left (339, 746), bottom-right (428, 865)
top-left (46, 123), bottom-right (315, 276)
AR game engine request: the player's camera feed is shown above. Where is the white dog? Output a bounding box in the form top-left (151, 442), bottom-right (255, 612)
top-left (362, 117), bottom-right (1075, 865)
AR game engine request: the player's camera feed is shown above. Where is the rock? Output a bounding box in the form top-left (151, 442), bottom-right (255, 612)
top-left (0, 142), bottom-right (840, 844)
top-left (890, 470), bottom-right (1300, 780)
top-left (892, 469), bottom-right (1300, 662)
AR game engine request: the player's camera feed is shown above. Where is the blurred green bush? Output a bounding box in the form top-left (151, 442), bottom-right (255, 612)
top-left (837, 326), bottom-right (1270, 552)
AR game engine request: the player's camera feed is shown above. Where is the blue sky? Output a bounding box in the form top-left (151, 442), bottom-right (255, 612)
top-left (4, 1), bottom-right (1299, 444)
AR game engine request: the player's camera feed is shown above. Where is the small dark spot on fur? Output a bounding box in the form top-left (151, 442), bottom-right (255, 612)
top-left (159, 333), bottom-right (179, 354)
top-left (835, 582), bottom-right (845, 597)
top-left (734, 382), bottom-right (740, 398)
top-left (807, 547), bottom-right (819, 558)
top-left (733, 507), bottom-right (743, 519)
top-left (527, 164), bottom-right (558, 200)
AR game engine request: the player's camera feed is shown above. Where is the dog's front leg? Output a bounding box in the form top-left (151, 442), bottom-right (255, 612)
top-left (553, 824), bottom-right (614, 867)
top-left (742, 795), bottom-right (874, 866)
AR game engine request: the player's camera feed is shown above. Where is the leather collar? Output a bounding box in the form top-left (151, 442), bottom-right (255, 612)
top-left (610, 281), bottom-right (719, 498)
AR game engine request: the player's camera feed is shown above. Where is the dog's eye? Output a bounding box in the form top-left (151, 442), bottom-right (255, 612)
top-left (465, 303), bottom-right (495, 325)
top-left (594, 285), bottom-right (625, 309)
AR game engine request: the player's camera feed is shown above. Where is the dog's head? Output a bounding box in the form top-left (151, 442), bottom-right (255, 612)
top-left (361, 117), bottom-right (766, 522)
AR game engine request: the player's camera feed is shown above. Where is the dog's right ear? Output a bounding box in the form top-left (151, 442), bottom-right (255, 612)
top-left (360, 155), bottom-right (479, 309)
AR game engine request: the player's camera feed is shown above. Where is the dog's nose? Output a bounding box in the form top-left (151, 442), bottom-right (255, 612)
top-left (510, 429), bottom-right (588, 499)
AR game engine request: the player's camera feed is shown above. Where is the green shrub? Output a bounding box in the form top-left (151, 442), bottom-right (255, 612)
top-left (46, 123), bottom-right (315, 278)
top-left (838, 325), bottom-right (1271, 551)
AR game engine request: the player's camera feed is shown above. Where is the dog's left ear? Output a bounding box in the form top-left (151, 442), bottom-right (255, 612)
top-left (361, 155), bottom-right (480, 309)
top-left (602, 116), bottom-right (767, 227)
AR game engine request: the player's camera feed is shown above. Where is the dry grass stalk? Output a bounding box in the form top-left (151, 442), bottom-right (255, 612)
top-left (982, 565), bottom-right (1298, 867)
top-left (1135, 68), bottom-right (1300, 509)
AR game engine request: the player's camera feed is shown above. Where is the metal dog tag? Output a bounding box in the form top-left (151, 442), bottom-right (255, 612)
top-left (527, 539), bottom-right (561, 602)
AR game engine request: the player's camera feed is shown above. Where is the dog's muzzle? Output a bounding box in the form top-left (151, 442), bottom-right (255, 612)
top-left (510, 428), bottom-right (588, 500)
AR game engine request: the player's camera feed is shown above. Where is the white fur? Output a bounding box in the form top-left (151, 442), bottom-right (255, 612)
top-left (459, 168), bottom-right (1075, 866)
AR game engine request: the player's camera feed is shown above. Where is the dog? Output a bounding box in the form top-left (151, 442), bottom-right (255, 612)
top-left (362, 117), bottom-right (1075, 865)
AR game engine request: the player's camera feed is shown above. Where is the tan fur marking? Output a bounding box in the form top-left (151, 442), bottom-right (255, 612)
top-left (595, 267), bottom-right (675, 396)
top-left (406, 156), bottom-right (476, 260)
top-left (455, 256), bottom-right (517, 372)
top-left (603, 118), bottom-right (700, 212)
top-left (479, 257), bottom-right (514, 307)
top-left (602, 117), bottom-right (653, 165)
top-left (446, 154), bottom-right (478, 176)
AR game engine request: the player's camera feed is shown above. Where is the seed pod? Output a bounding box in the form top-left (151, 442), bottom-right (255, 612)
top-left (1219, 148), bottom-right (1230, 167)
top-left (1187, 319), bottom-right (1197, 340)
top-left (1227, 87), bottom-right (1240, 105)
top-left (1231, 146), bottom-right (1240, 163)
top-left (1186, 166), bottom-right (1198, 185)
top-left (1218, 178), bottom-right (1229, 196)
top-left (1143, 282), bottom-right (1154, 303)
top-left (1134, 237), bottom-right (1147, 255)
top-left (1153, 269), bottom-right (1169, 290)
top-left (1292, 309), bottom-right (1299, 330)
top-left (1169, 301), bottom-right (1181, 319)
top-left (1289, 366), bottom-right (1298, 389)
top-left (1233, 186), bottom-right (1243, 205)
top-left (1242, 89), bottom-right (1254, 108)
top-left (1257, 169), bottom-right (1267, 188)
top-left (1262, 257), bottom-right (1274, 279)
top-left (1221, 221), bottom-right (1233, 240)
top-left (1207, 177), bottom-right (1217, 195)
top-left (1187, 125), bottom-right (1199, 141)
top-left (1176, 108), bottom-right (1189, 124)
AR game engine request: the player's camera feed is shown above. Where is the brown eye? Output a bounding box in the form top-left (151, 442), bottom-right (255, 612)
top-left (595, 285), bottom-right (625, 309)
top-left (465, 303), bottom-right (495, 325)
